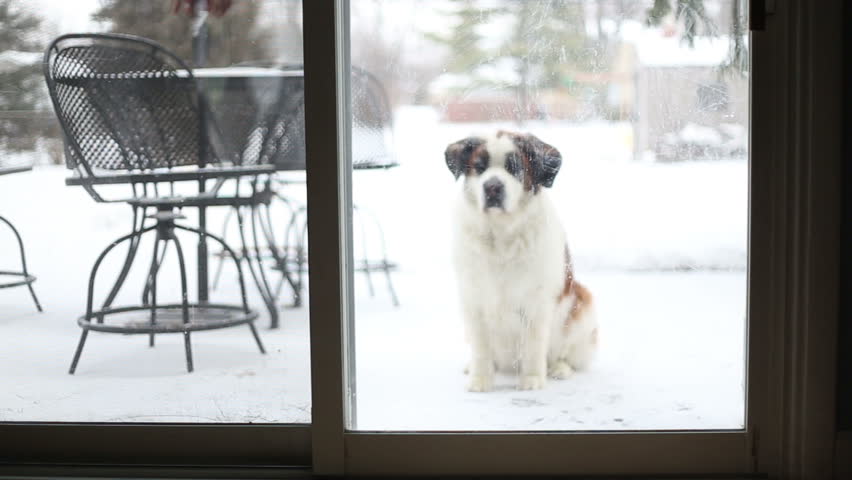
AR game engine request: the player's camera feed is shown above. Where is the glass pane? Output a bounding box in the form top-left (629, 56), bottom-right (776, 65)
top-left (349, 0), bottom-right (747, 431)
top-left (0, 0), bottom-right (309, 423)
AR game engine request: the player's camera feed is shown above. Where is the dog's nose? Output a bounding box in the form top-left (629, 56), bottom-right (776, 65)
top-left (483, 178), bottom-right (505, 208)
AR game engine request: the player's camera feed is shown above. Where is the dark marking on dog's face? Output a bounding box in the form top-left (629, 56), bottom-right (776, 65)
top-left (445, 136), bottom-right (487, 179)
top-left (497, 130), bottom-right (562, 191)
top-left (446, 132), bottom-right (562, 214)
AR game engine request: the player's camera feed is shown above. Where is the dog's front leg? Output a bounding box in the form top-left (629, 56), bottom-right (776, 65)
top-left (519, 310), bottom-right (550, 390)
top-left (466, 313), bottom-right (495, 392)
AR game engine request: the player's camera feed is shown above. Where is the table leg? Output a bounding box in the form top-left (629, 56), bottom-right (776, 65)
top-left (198, 204), bottom-right (209, 303)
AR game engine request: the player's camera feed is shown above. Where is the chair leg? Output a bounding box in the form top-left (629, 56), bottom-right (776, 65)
top-left (211, 206), bottom-right (236, 291)
top-left (25, 283), bottom-right (42, 313)
top-left (259, 201), bottom-right (286, 304)
top-left (374, 220), bottom-right (400, 307)
top-left (142, 239), bottom-right (168, 307)
top-left (250, 204), bottom-right (279, 326)
top-left (102, 206), bottom-right (145, 316)
top-left (282, 209), bottom-right (304, 308)
top-left (354, 207), bottom-right (376, 298)
top-left (273, 275), bottom-right (286, 300)
top-left (294, 209), bottom-right (310, 307)
top-left (236, 206), bottom-right (278, 328)
top-left (84, 226), bottom-right (158, 324)
top-left (248, 322), bottom-right (266, 354)
top-left (0, 215), bottom-right (43, 312)
top-left (148, 237), bottom-right (162, 348)
top-left (175, 224), bottom-right (265, 355)
top-left (73, 225), bottom-right (157, 374)
top-left (362, 205), bottom-right (400, 307)
top-left (184, 331), bottom-right (194, 373)
top-left (170, 232), bottom-right (193, 373)
top-left (384, 261), bottom-right (400, 307)
top-left (68, 329), bottom-right (89, 375)
top-left (210, 250), bottom-right (229, 291)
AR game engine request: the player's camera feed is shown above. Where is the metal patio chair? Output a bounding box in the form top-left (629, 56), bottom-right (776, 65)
top-left (270, 65), bottom-right (400, 307)
top-left (208, 64), bottom-right (401, 311)
top-left (0, 161), bottom-right (42, 312)
top-left (44, 33), bottom-right (271, 373)
top-left (203, 64), bottom-right (305, 327)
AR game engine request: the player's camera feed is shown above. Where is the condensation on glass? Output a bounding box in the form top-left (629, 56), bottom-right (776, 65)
top-left (348, 0), bottom-right (749, 431)
top-left (0, 0), bottom-right (309, 424)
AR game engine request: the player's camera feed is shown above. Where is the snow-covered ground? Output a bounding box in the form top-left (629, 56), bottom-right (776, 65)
top-left (0, 110), bottom-right (747, 430)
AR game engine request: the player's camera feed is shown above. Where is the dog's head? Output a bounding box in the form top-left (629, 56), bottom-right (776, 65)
top-left (445, 131), bottom-right (562, 214)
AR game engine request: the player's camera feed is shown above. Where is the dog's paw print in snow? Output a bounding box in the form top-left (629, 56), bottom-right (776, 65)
top-left (598, 393), bottom-right (622, 405)
top-left (511, 398), bottom-right (547, 408)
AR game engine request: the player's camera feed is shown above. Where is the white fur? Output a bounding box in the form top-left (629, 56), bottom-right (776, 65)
top-left (452, 134), bottom-right (598, 392)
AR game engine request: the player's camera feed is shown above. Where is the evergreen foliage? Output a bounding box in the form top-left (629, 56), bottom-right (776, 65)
top-left (0, 0), bottom-right (55, 154)
top-left (92, 0), bottom-right (272, 67)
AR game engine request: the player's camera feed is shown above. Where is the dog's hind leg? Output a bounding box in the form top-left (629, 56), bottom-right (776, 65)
top-left (563, 281), bottom-right (599, 371)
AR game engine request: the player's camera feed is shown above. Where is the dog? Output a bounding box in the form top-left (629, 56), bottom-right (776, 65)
top-left (445, 131), bottom-right (598, 392)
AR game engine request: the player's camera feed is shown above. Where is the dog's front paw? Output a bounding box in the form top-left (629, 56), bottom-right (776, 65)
top-left (467, 375), bottom-right (494, 392)
top-left (519, 375), bottom-right (546, 390)
top-left (548, 361), bottom-right (575, 379)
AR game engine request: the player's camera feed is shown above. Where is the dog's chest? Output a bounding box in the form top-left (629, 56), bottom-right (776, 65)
top-left (459, 221), bottom-right (559, 298)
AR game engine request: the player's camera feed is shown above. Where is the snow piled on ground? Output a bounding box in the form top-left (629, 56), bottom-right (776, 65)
top-left (0, 108), bottom-right (746, 430)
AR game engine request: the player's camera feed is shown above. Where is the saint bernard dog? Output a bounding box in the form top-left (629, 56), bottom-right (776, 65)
top-left (446, 131), bottom-right (598, 392)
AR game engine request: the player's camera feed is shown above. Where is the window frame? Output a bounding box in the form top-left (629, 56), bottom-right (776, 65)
top-left (0, 0), bottom-right (841, 477)
top-left (304, 0), bottom-right (841, 477)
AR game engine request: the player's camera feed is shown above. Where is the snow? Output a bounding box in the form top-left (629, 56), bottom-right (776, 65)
top-left (0, 109), bottom-right (746, 430)
top-left (355, 271), bottom-right (745, 430)
top-left (618, 20), bottom-right (735, 68)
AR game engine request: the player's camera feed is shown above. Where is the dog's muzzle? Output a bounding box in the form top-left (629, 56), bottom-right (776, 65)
top-left (483, 178), bottom-right (505, 209)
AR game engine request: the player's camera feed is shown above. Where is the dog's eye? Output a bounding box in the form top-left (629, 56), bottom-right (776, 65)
top-left (473, 154), bottom-right (488, 174)
top-left (505, 153), bottom-right (521, 177)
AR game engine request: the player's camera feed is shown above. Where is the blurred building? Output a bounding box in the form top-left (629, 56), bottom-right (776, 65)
top-left (628, 30), bottom-right (748, 161)
top-left (427, 23), bottom-right (748, 162)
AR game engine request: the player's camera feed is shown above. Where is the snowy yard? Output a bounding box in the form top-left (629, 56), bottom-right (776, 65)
top-left (0, 111), bottom-right (746, 430)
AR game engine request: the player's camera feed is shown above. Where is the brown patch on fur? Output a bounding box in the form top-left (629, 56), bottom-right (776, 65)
top-left (566, 281), bottom-right (594, 328)
top-left (467, 143), bottom-right (488, 175)
top-left (559, 245), bottom-right (574, 300)
top-left (559, 244), bottom-right (593, 329)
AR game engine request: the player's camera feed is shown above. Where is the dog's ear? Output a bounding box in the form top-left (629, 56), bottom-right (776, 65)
top-left (514, 133), bottom-right (562, 189)
top-left (445, 137), bottom-right (484, 179)
top-left (527, 134), bottom-right (562, 188)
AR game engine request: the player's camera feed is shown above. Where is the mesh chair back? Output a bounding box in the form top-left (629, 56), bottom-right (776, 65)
top-left (44, 34), bottom-right (214, 175)
top-left (208, 63), bottom-right (396, 170)
top-left (203, 66), bottom-right (305, 170)
top-left (351, 66), bottom-right (397, 169)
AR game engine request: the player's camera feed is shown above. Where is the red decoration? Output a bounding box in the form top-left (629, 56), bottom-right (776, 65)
top-left (172, 0), bottom-right (233, 17)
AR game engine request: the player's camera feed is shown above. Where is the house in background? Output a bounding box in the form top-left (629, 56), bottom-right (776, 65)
top-left (622, 29), bottom-right (749, 161)
top-left (427, 22), bottom-right (748, 163)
